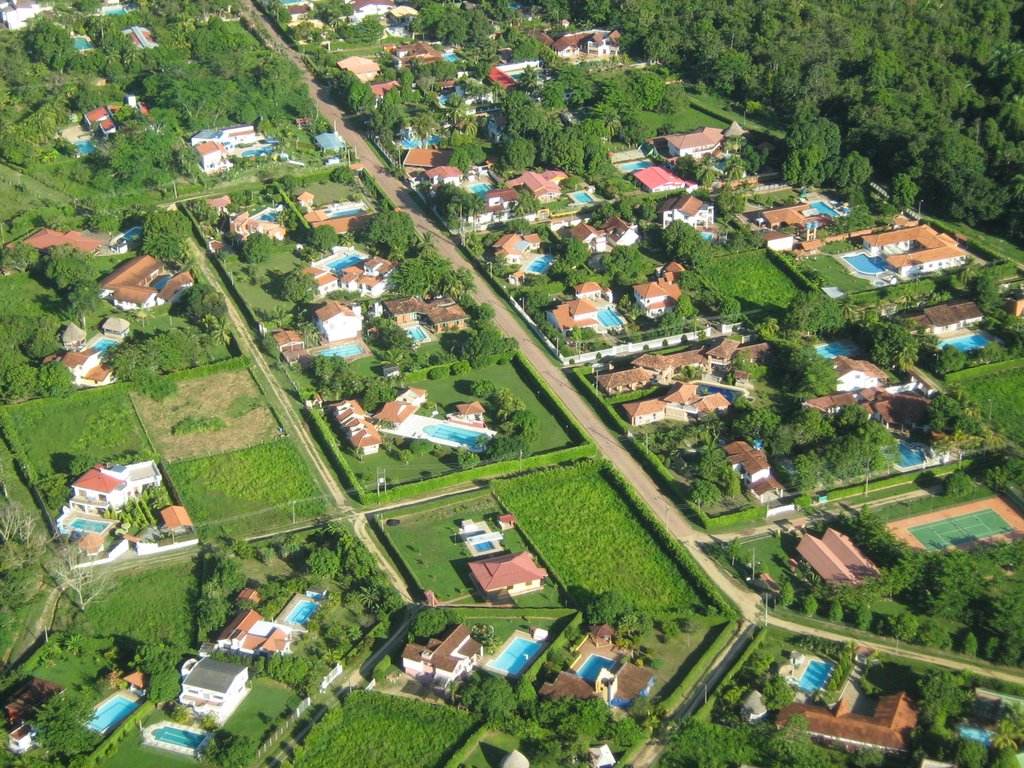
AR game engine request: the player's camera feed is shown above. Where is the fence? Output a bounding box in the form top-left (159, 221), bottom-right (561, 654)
top-left (254, 695), bottom-right (314, 763)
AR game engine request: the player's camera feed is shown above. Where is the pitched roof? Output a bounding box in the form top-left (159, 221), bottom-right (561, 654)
top-left (217, 609), bottom-right (262, 641)
top-left (314, 300), bottom-right (357, 323)
top-left (403, 148), bottom-right (452, 168)
top-left (337, 55), bottom-right (380, 75)
top-left (100, 317), bottom-right (130, 334)
top-left (575, 281), bottom-right (603, 296)
top-left (663, 127), bottom-right (725, 151)
top-left (122, 671), bottom-right (147, 689)
top-left (468, 551), bottom-right (547, 592)
top-left (454, 401), bottom-right (485, 415)
top-left (507, 170), bottom-right (566, 196)
top-left (914, 299), bottom-right (983, 329)
top-left (370, 80), bottom-right (400, 99)
top-left (375, 400), bottom-right (418, 424)
top-left (539, 671), bottom-right (598, 700)
top-left (61, 323), bottom-right (86, 343)
top-left (658, 194), bottom-right (706, 216)
top-left (706, 337), bottom-right (741, 361)
top-left (595, 367), bottom-right (652, 392)
top-left (73, 464), bottom-right (124, 493)
top-left (273, 329), bottom-right (303, 349)
top-left (834, 356), bottom-right (888, 382)
top-left (159, 505), bottom-right (192, 529)
top-left (805, 392), bottom-right (859, 412)
top-left (633, 279), bottom-right (681, 301)
top-left (183, 658), bottom-right (247, 694)
top-left (777, 693), bottom-right (918, 752)
top-left (632, 166), bottom-right (685, 190)
top-left (614, 662), bottom-right (655, 702)
top-left (549, 298), bottom-right (600, 330)
top-left (631, 349), bottom-right (706, 372)
top-left (797, 529), bottom-right (878, 584)
top-left (158, 271), bottom-right (193, 302)
top-left (722, 440), bottom-right (771, 476)
top-left (4, 678), bottom-right (64, 722)
top-left (23, 228), bottom-right (105, 253)
top-left (100, 254), bottom-right (164, 290)
top-left (237, 588), bottom-right (261, 604)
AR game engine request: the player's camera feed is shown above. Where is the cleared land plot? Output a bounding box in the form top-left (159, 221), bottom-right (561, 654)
top-left (492, 463), bottom-right (703, 616)
top-left (959, 367), bottom-right (1024, 444)
top-left (132, 370), bottom-right (278, 461)
top-left (5, 388), bottom-right (150, 478)
top-left (698, 251), bottom-right (799, 312)
top-left (636, 84), bottom-right (728, 136)
top-left (167, 440), bottom-right (327, 536)
top-left (887, 497), bottom-right (1024, 551)
top-left (294, 690), bottom-right (477, 768)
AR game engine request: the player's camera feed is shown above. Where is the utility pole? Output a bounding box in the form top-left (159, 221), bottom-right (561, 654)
top-left (376, 467), bottom-right (387, 501)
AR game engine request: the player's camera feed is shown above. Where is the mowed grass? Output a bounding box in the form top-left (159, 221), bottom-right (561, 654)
top-left (960, 367), bottom-right (1024, 445)
top-left (637, 84), bottom-right (728, 136)
top-left (294, 690), bottom-right (477, 768)
top-left (698, 250), bottom-right (799, 312)
top-left (55, 561), bottom-right (198, 650)
top-left (492, 462), bottom-right (702, 616)
top-left (132, 369), bottom-right (279, 461)
top-left (167, 440), bottom-right (328, 536)
top-left (5, 388), bottom-right (151, 477)
top-left (800, 252), bottom-right (874, 294)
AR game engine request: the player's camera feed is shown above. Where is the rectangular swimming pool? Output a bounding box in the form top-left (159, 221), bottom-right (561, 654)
top-left (576, 653), bottom-right (616, 683)
top-left (618, 160), bottom-right (653, 172)
top-left (796, 659), bottom-right (834, 693)
top-left (487, 636), bottom-right (544, 676)
top-left (153, 724), bottom-right (208, 750)
top-left (524, 254), bottom-right (554, 274)
top-left (316, 343), bottom-right (364, 358)
top-left (75, 139), bottom-right (96, 155)
top-left (958, 724), bottom-right (993, 745)
top-left (842, 251), bottom-right (888, 275)
top-left (597, 307), bottom-right (624, 328)
top-left (323, 252), bottom-right (367, 272)
top-left (287, 598), bottom-right (319, 625)
top-left (89, 694), bottom-right (139, 733)
top-left (939, 332), bottom-right (989, 352)
top-left (815, 340), bottom-right (860, 359)
top-left (468, 182), bottom-right (493, 195)
top-left (406, 325), bottom-right (428, 342)
top-left (90, 338), bottom-right (118, 353)
top-left (473, 540), bottom-right (496, 553)
top-left (423, 423), bottom-right (487, 449)
top-left (68, 517), bottom-right (111, 534)
top-left (894, 440), bottom-right (928, 468)
top-left (569, 191), bottom-right (595, 204)
top-left (327, 207), bottom-right (365, 219)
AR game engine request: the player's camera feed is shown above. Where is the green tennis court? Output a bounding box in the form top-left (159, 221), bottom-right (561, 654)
top-left (907, 509), bottom-right (1013, 550)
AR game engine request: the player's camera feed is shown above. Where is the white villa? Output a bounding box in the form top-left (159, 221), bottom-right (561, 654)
top-left (62, 461), bottom-right (162, 517)
top-left (862, 224), bottom-right (969, 278)
top-left (833, 356), bottom-right (889, 392)
top-left (402, 623), bottom-right (482, 688)
top-left (314, 300), bottom-right (362, 342)
top-left (179, 658), bottom-right (250, 725)
top-left (658, 195), bottom-right (715, 230)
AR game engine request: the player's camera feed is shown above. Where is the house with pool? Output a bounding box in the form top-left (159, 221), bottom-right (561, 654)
top-left (57, 346), bottom-right (113, 388)
top-left (314, 300), bottom-right (362, 343)
top-left (909, 299), bottom-right (984, 339)
top-left (59, 460), bottom-right (162, 522)
top-left (99, 254), bottom-right (194, 311)
top-left (620, 381), bottom-right (733, 427)
top-left (492, 232), bottom-right (542, 266)
top-left (401, 623), bottom-right (482, 689)
top-left (658, 194), bottom-right (715, 231)
top-left (215, 609), bottom-right (293, 656)
top-left (833, 355), bottom-right (888, 392)
top-left (861, 224), bottom-right (969, 278)
top-left (331, 399), bottom-right (383, 455)
top-left (547, 296), bottom-right (625, 335)
top-left (382, 296), bottom-right (469, 333)
top-left (179, 658), bottom-right (250, 725)
top-left (777, 692), bottom-right (919, 755)
top-left (507, 169), bottom-right (567, 202)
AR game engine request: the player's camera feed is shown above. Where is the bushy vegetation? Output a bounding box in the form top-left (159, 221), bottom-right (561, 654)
top-left (695, 251), bottom-right (800, 312)
top-left (492, 462), bottom-right (702, 617)
top-left (959, 367), bottom-right (1024, 445)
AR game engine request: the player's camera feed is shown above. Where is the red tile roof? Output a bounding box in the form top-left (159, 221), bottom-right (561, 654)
top-left (22, 228), bottom-right (105, 253)
top-left (73, 465), bottom-right (123, 493)
top-left (778, 693), bottom-right (918, 752)
top-left (159, 505), bottom-right (193, 529)
top-left (468, 551), bottom-right (547, 592)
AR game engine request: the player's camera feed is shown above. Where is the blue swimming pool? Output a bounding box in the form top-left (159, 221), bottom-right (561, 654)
top-left (316, 343), bottom-right (364, 358)
top-left (473, 541), bottom-right (496, 553)
top-left (423, 423), bottom-right (487, 449)
top-left (894, 441), bottom-right (928, 468)
top-left (324, 252), bottom-right (367, 271)
top-left (810, 201), bottom-right (839, 218)
top-left (815, 340), bottom-right (860, 359)
top-left (619, 160), bottom-right (653, 172)
top-left (122, 225), bottom-right (142, 243)
top-left (68, 517), bottom-right (110, 534)
top-left (242, 147), bottom-right (274, 158)
top-left (442, 53), bottom-right (459, 62)
top-left (469, 182), bottom-right (492, 195)
top-left (399, 135), bottom-right (441, 150)
top-left (89, 695), bottom-right (139, 733)
top-left (597, 307), bottom-right (624, 328)
top-left (796, 659), bottom-right (834, 693)
top-left (256, 210), bottom-right (278, 222)
top-left (153, 725), bottom-right (208, 750)
top-left (287, 598), bottom-right (319, 625)
top-left (487, 636), bottom-right (544, 676)
top-left (697, 384), bottom-right (739, 402)
top-left (90, 338), bottom-right (118, 353)
top-left (407, 325), bottom-right (428, 342)
top-left (577, 654), bottom-right (617, 683)
top-left (958, 724), bottom-right (993, 746)
top-left (939, 332), bottom-right (989, 352)
top-left (73, 37), bottom-right (94, 51)
top-left (525, 254), bottom-right (554, 274)
top-left (76, 139), bottom-right (96, 155)
top-left (842, 251), bottom-right (889, 275)
top-left (327, 207), bottom-right (365, 219)
top-left (102, 6), bottom-right (127, 14)
top-left (570, 191), bottom-right (595, 204)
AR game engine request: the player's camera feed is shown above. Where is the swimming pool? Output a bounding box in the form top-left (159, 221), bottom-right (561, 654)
top-left (810, 201), bottom-right (839, 218)
top-left (153, 724), bottom-right (208, 750)
top-left (597, 307), bottom-right (624, 328)
top-left (618, 160), bottom-right (653, 172)
top-left (76, 139), bottom-right (96, 156)
top-left (102, 6), bottom-right (127, 13)
top-left (796, 659), bottom-right (834, 693)
top-left (406, 325), bottom-right (428, 342)
top-left (524, 254), bottom-right (554, 274)
top-left (487, 636), bottom-right (544, 676)
top-left (697, 384), bottom-right (739, 402)
top-left (958, 724), bottom-right (993, 746)
top-left (256, 210), bottom-right (278, 222)
top-left (468, 182), bottom-right (493, 195)
top-left (316, 343), bottom-right (364, 358)
top-left (569, 191), bottom-right (595, 204)
top-left (242, 147), bottom-right (274, 157)
top-left (73, 36), bottom-right (94, 51)
top-left (326, 207), bottom-right (365, 219)
top-left (286, 598), bottom-right (319, 625)
top-left (442, 52), bottom-right (459, 62)
top-left (323, 252), bottom-right (367, 272)
top-left (90, 338), bottom-right (118, 353)
top-left (939, 332), bottom-right (989, 352)
top-left (473, 540), bottom-right (496, 553)
top-left (815, 340), bottom-right (860, 359)
top-left (423, 423), bottom-right (487, 449)
top-left (894, 441), bottom-right (928, 468)
top-left (842, 251), bottom-right (889, 275)
top-left (68, 517), bottom-right (110, 534)
top-left (89, 694), bottom-right (139, 733)
top-left (121, 225), bottom-right (142, 243)
top-left (399, 135), bottom-right (441, 150)
top-left (577, 654), bottom-right (617, 683)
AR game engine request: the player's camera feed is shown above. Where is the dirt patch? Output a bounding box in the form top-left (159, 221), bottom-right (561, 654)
top-left (132, 370), bottom-right (279, 461)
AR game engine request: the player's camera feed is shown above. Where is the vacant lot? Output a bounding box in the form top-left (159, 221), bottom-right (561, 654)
top-left (133, 370), bottom-right (278, 461)
top-left (167, 440), bottom-right (327, 536)
top-left (960, 367), bottom-right (1024, 445)
top-left (492, 462), bottom-right (703, 616)
top-left (699, 251), bottom-right (799, 312)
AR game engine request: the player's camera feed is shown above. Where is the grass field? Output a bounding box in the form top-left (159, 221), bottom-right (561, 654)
top-left (699, 250), bottom-right (799, 312)
top-left (133, 369), bottom-right (279, 461)
top-left (492, 463), bottom-right (703, 616)
top-left (637, 85), bottom-right (728, 136)
top-left (5, 388), bottom-right (151, 478)
top-left (799, 252), bottom-right (873, 294)
top-left (54, 561), bottom-right (198, 651)
top-left (167, 440), bottom-right (328, 536)
top-left (383, 495), bottom-right (562, 608)
top-left (960, 367), bottom-right (1024, 445)
top-left (221, 241), bottom-right (306, 317)
top-left (461, 731), bottom-right (521, 768)
top-left (294, 690), bottom-right (477, 768)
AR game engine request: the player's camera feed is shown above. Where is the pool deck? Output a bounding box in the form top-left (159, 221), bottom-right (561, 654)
top-left (935, 328), bottom-right (993, 349)
top-left (485, 630), bottom-right (546, 678)
top-left (141, 721), bottom-right (210, 757)
top-left (381, 413), bottom-right (495, 453)
top-left (306, 338), bottom-right (370, 361)
top-left (569, 635), bottom-right (626, 676)
top-left (55, 511), bottom-right (116, 536)
top-left (275, 593), bottom-right (319, 631)
top-left (780, 653), bottom-right (832, 694)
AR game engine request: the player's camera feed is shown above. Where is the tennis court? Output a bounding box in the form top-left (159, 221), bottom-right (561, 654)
top-left (887, 497), bottom-right (1024, 551)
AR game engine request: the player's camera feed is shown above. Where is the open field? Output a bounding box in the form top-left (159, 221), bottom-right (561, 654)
top-left (636, 84), bottom-right (728, 136)
top-left (887, 496), bottom-right (1024, 551)
top-left (133, 369), bottom-right (279, 461)
top-left (959, 366), bottom-right (1024, 444)
top-left (461, 731), bottom-right (521, 768)
top-left (698, 250), bottom-right (799, 312)
top-left (167, 440), bottom-right (328, 536)
top-left (294, 690), bottom-right (477, 768)
top-left (799, 252), bottom-right (873, 294)
top-left (492, 462), bottom-right (703, 616)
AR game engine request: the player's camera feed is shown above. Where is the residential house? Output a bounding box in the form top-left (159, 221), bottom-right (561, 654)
top-left (99, 254), bottom-right (186, 310)
top-left (122, 25), bottom-right (157, 48)
top-left (632, 279), bottom-right (681, 318)
top-left (423, 165), bottom-right (463, 186)
top-left (159, 505), bottom-right (193, 534)
top-left (722, 440), bottom-right (783, 503)
top-left (157, 272), bottom-right (194, 303)
top-left (575, 282), bottom-right (612, 303)
top-left (63, 461), bottom-right (162, 517)
top-left (449, 401), bottom-right (486, 426)
top-left (401, 623), bottom-right (482, 688)
top-left (384, 4), bottom-right (417, 35)
top-left (370, 79), bottom-right (401, 103)
top-left (549, 29), bottom-right (621, 58)
top-left (493, 233), bottom-right (542, 265)
top-left (374, 399), bottom-right (418, 426)
top-left (8, 723), bottom-right (34, 754)
top-left (468, 551), bottom-right (548, 598)
top-left (547, 298), bottom-right (606, 335)
top-left (862, 224), bottom-right (968, 277)
top-left (763, 230), bottom-right (795, 251)
top-left (314, 301), bottom-right (362, 342)
top-left (661, 127), bottom-right (725, 159)
top-left (334, 256), bottom-right (394, 298)
top-left (589, 744), bottom-right (616, 768)
top-left (910, 299), bottom-right (983, 336)
top-left (632, 166), bottom-right (689, 194)
top-left (305, 267), bottom-right (340, 297)
top-left (82, 97), bottom-right (147, 137)
top-left (4, 678), bottom-right (63, 725)
top-left (595, 367), bottom-right (654, 396)
top-left (705, 337), bottom-right (740, 375)
top-left (507, 170), bottom-right (567, 201)
top-left (403, 148), bottom-right (453, 170)
top-left (742, 690), bottom-right (768, 723)
top-left (833, 356), bottom-right (888, 392)
top-left (620, 382), bottom-right (731, 426)
top-left (22, 228), bottom-right (105, 254)
top-left (660, 261), bottom-right (686, 283)
top-left (332, 399), bottom-right (383, 455)
top-left (566, 222), bottom-right (607, 253)
top-left (473, 187), bottom-right (519, 228)
top-left (631, 349), bottom-right (707, 380)
top-left (777, 693), bottom-right (918, 754)
top-left (392, 41), bottom-right (443, 67)
top-left (190, 125), bottom-right (259, 151)
top-left (797, 529), bottom-right (879, 585)
top-left (58, 348), bottom-right (113, 388)
top-left (658, 195), bottom-right (715, 230)
top-left (1, 0), bottom-right (48, 30)
top-left (754, 203), bottom-right (813, 230)
top-left (228, 210), bottom-right (287, 241)
top-left (272, 329), bottom-right (305, 363)
top-left (60, 324), bottom-right (86, 351)
top-left (349, 0), bottom-right (394, 22)
top-left (100, 317), bottom-right (131, 339)
top-left (216, 610), bottom-right (292, 656)
top-left (600, 216), bottom-right (640, 248)
top-left (336, 55), bottom-right (381, 82)
top-left (382, 296), bottom-right (468, 332)
top-left (194, 141), bottom-right (230, 174)
top-left (805, 387), bottom-right (930, 433)
top-left (395, 387), bottom-right (428, 406)
top-left (178, 658), bottom-right (250, 725)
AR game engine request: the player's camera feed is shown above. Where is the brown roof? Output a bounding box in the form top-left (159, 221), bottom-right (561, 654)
top-left (777, 693), bottom-right (918, 752)
top-left (663, 127), bottom-right (724, 152)
top-left (100, 255), bottom-right (164, 290)
top-left (706, 337), bottom-right (740, 362)
top-left (314, 300), bottom-right (357, 323)
top-left (123, 671), bottom-right (147, 689)
top-left (913, 299), bottom-right (983, 330)
top-left (658, 194), bottom-right (705, 216)
top-left (402, 623), bottom-right (482, 673)
top-left (455, 401), bottom-right (485, 415)
top-left (207, 195), bottom-right (232, 209)
top-left (868, 392), bottom-right (930, 428)
top-left (218, 609), bottom-right (262, 642)
top-left (736, 342), bottom-right (770, 364)
top-left (596, 367), bottom-right (652, 393)
top-left (22, 228), bottom-right (105, 253)
top-left (468, 551), bottom-right (547, 592)
top-left (834, 356), bottom-right (888, 382)
top-left (381, 296), bottom-right (468, 326)
top-left (805, 392), bottom-right (859, 413)
top-left (5, 678), bottom-right (64, 722)
top-left (375, 400), bottom-right (417, 424)
top-left (620, 399), bottom-right (667, 421)
top-left (575, 281), bottom-right (603, 296)
top-left (159, 505), bottom-right (192, 529)
top-left (273, 329), bottom-right (304, 349)
top-left (631, 349), bottom-right (706, 373)
top-left (403, 148), bottom-right (453, 168)
top-left (723, 440), bottom-right (771, 475)
top-left (77, 532), bottom-right (106, 554)
top-left (237, 588), bottom-right (261, 604)
top-left (158, 271), bottom-right (193, 302)
top-left (111, 284), bottom-right (158, 306)
top-left (797, 529), bottom-right (878, 584)
top-left (614, 662), bottom-right (655, 702)
top-left (539, 671), bottom-right (598, 700)
top-left (633, 279), bottom-right (681, 300)
top-left (549, 298), bottom-right (601, 331)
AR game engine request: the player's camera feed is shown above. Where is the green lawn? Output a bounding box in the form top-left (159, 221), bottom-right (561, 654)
top-left (299, 178), bottom-right (365, 206)
top-left (959, 367), bottom-right (1024, 445)
top-left (221, 241), bottom-right (306, 317)
top-left (492, 462), bottom-right (704, 617)
top-left (223, 678), bottom-right (299, 743)
top-left (644, 617), bottom-right (733, 699)
top-left (167, 439), bottom-right (328, 537)
top-left (800, 252), bottom-right (874, 295)
top-left (294, 690), bottom-right (478, 768)
top-left (637, 84), bottom-right (727, 137)
top-left (699, 250), bottom-right (800, 312)
top-left (461, 731), bottom-right (521, 768)
top-left (383, 495), bottom-right (563, 607)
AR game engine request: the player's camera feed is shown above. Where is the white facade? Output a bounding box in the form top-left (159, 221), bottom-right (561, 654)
top-left (316, 303), bottom-right (363, 342)
top-left (179, 659), bottom-right (250, 725)
top-left (661, 202), bottom-right (715, 230)
top-left (836, 369), bottom-right (885, 392)
top-left (1, 0), bottom-right (47, 30)
top-left (65, 461), bottom-right (162, 516)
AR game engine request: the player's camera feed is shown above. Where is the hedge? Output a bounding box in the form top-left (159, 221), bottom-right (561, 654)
top-left (306, 407), bottom-right (368, 504)
top-left (207, 249), bottom-right (261, 332)
top-left (441, 725), bottom-right (488, 768)
top-left (698, 505), bottom-right (767, 532)
top-left (359, 169), bottom-right (396, 212)
top-left (766, 249), bottom-right (816, 292)
top-left (945, 358), bottom-right (1024, 383)
top-left (658, 620), bottom-right (739, 715)
top-left (606, 386), bottom-right (661, 405)
top-left (81, 699), bottom-right (156, 767)
top-left (522, 611), bottom-right (584, 684)
top-left (275, 182), bottom-right (313, 232)
top-left (511, 353), bottom-right (591, 446)
top-left (824, 459), bottom-right (976, 501)
top-left (694, 626), bottom-right (765, 721)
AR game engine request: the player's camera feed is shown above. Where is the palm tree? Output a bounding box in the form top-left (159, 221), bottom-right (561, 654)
top-left (696, 163), bottom-right (717, 188)
top-left (992, 717), bottom-right (1021, 751)
top-left (204, 315), bottom-right (232, 347)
